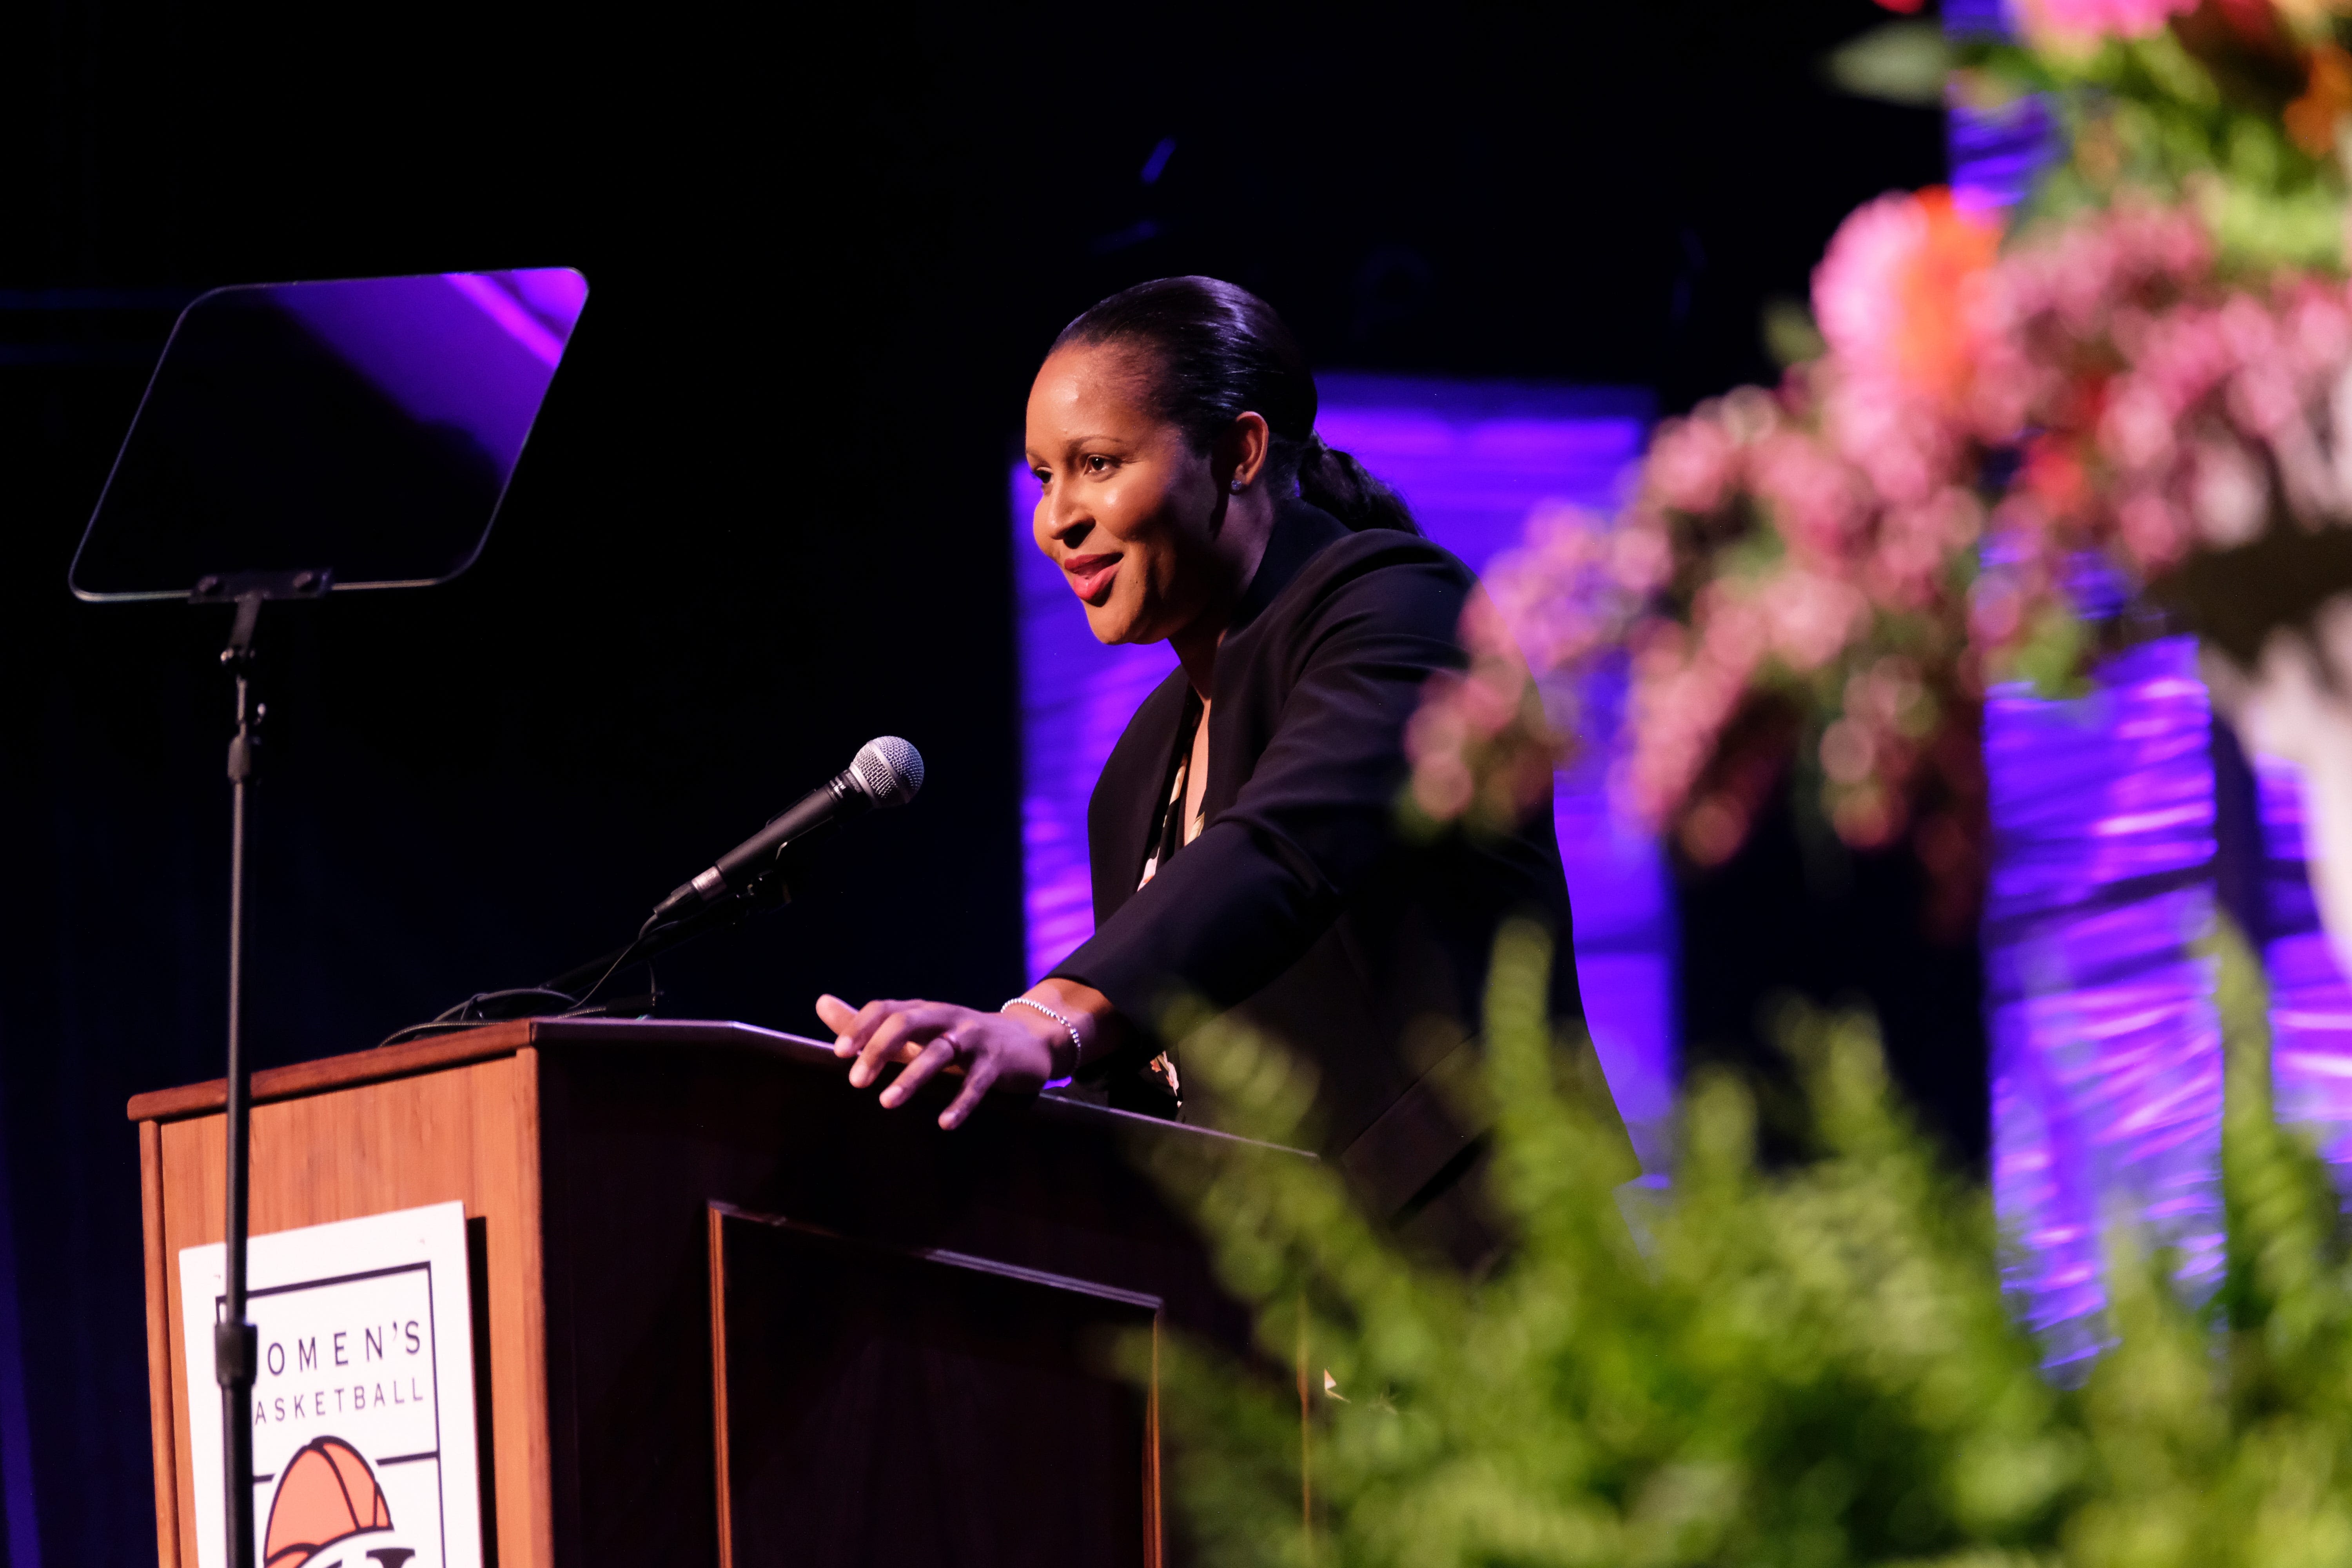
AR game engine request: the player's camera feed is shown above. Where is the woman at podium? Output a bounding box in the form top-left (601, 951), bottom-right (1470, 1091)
top-left (818, 277), bottom-right (1632, 1254)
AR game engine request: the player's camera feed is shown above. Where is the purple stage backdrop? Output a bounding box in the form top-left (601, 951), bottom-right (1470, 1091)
top-left (1985, 634), bottom-right (2352, 1367)
top-left (1944, 0), bottom-right (2054, 214)
top-left (1984, 639), bottom-right (2226, 1370)
top-left (1943, 0), bottom-right (2352, 1361)
top-left (1009, 374), bottom-right (1675, 1168)
top-left (2258, 759), bottom-right (2352, 1179)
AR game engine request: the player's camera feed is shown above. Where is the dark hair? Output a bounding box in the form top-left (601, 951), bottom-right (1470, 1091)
top-left (1052, 276), bottom-right (1419, 534)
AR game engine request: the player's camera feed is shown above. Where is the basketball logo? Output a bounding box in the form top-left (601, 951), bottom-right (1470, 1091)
top-left (261, 1436), bottom-right (415, 1568)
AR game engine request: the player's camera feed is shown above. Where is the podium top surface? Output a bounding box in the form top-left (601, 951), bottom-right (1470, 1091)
top-left (125, 1016), bottom-right (850, 1123)
top-left (123, 1016), bottom-right (1307, 1158)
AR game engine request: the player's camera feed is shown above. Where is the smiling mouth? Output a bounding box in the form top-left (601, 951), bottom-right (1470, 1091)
top-left (1064, 554), bottom-right (1120, 602)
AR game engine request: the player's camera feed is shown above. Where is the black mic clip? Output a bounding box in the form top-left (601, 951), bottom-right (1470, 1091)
top-left (728, 860), bottom-right (796, 916)
top-left (649, 809), bottom-right (833, 925)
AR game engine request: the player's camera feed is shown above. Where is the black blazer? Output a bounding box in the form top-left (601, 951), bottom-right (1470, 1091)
top-left (1051, 500), bottom-right (1635, 1221)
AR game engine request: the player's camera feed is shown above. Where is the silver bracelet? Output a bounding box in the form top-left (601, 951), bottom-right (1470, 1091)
top-left (1002, 996), bottom-right (1083, 1085)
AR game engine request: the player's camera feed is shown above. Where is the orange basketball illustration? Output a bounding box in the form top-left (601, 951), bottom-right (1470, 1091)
top-left (262, 1436), bottom-right (393, 1567)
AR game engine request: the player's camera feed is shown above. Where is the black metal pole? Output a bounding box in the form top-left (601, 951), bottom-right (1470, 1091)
top-left (216, 596), bottom-right (261, 1568)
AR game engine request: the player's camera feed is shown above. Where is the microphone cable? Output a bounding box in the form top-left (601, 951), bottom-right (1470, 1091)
top-left (564, 910), bottom-right (665, 1013)
top-left (373, 911), bottom-right (667, 1050)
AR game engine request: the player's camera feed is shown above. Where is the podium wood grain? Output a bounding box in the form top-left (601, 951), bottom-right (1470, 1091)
top-left (135, 1027), bottom-right (551, 1567)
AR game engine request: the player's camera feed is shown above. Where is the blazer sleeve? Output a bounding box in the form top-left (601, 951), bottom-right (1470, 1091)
top-left (1051, 548), bottom-right (1472, 1033)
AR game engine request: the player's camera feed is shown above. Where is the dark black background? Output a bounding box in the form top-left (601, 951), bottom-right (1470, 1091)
top-left (0, 3), bottom-right (1944, 1559)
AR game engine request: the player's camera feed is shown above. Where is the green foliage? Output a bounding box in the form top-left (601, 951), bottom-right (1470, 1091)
top-left (1827, 20), bottom-right (1954, 109)
top-left (1132, 921), bottom-right (2352, 1566)
top-left (2000, 597), bottom-right (2096, 704)
top-left (1761, 298), bottom-right (1829, 372)
top-left (2064, 923), bottom-right (2352, 1567)
top-left (1963, 31), bottom-right (2348, 272)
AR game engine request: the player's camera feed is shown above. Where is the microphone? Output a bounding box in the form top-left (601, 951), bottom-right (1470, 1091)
top-left (651, 736), bottom-right (924, 922)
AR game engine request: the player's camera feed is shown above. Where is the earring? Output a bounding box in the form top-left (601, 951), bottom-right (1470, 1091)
top-left (1229, 478), bottom-right (1245, 494)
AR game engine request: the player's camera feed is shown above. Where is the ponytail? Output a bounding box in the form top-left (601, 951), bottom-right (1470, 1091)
top-left (1053, 276), bottom-right (1420, 534)
top-left (1296, 432), bottom-right (1420, 535)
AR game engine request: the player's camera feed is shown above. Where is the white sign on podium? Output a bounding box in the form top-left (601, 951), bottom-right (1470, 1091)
top-left (178, 1200), bottom-right (483, 1568)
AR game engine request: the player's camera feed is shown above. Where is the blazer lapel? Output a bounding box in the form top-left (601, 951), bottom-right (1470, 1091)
top-left (1089, 665), bottom-right (1193, 924)
top-left (1203, 500), bottom-right (1350, 818)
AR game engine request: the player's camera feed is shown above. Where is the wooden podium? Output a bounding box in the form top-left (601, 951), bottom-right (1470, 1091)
top-left (130, 1017), bottom-right (1283, 1566)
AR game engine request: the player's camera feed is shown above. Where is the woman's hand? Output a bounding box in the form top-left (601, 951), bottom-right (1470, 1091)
top-left (813, 993), bottom-right (1066, 1129)
top-left (814, 979), bottom-right (1122, 1130)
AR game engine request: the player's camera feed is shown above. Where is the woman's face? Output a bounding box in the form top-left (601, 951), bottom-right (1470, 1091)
top-left (1025, 342), bottom-right (1233, 647)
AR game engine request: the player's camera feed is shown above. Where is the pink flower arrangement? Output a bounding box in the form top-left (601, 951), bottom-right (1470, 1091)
top-left (1599, 356), bottom-right (1988, 924)
top-left (1398, 56), bottom-right (2352, 928)
top-left (1632, 192), bottom-right (2352, 920)
top-left (1418, 0), bottom-right (2352, 924)
top-left (1406, 184), bottom-right (2349, 927)
top-left (1977, 206), bottom-right (2352, 642)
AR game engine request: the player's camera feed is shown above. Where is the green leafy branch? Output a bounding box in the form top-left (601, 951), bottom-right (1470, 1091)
top-left (1131, 921), bottom-right (2352, 1566)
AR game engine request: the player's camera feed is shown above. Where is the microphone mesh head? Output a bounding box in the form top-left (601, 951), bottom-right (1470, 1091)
top-left (848, 735), bottom-right (924, 808)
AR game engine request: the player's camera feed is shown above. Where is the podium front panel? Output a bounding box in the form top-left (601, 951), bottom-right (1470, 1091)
top-left (708, 1203), bottom-right (1160, 1566)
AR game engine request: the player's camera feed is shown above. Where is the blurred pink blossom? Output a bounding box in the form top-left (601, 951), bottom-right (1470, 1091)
top-left (1646, 416), bottom-right (1740, 515)
top-left (2116, 489), bottom-right (2192, 568)
top-left (1479, 503), bottom-right (1650, 675)
top-left (1815, 193), bottom-right (1926, 371)
top-left (1813, 188), bottom-right (2000, 414)
top-left (1762, 568), bottom-right (1869, 672)
top-left (1869, 488), bottom-right (1983, 606)
top-left (1750, 430), bottom-right (1867, 560)
top-left (1403, 589), bottom-right (1568, 836)
top-left (1821, 369), bottom-right (1964, 505)
top-left (2187, 438), bottom-right (2271, 546)
top-left (1610, 521), bottom-right (1673, 593)
top-left (2099, 382), bottom-right (2178, 472)
top-left (2007, 0), bottom-right (2195, 47)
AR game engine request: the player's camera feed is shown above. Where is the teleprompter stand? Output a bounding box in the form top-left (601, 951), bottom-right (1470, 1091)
top-left (68, 268), bottom-right (590, 1567)
top-left (192, 568), bottom-right (327, 1568)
